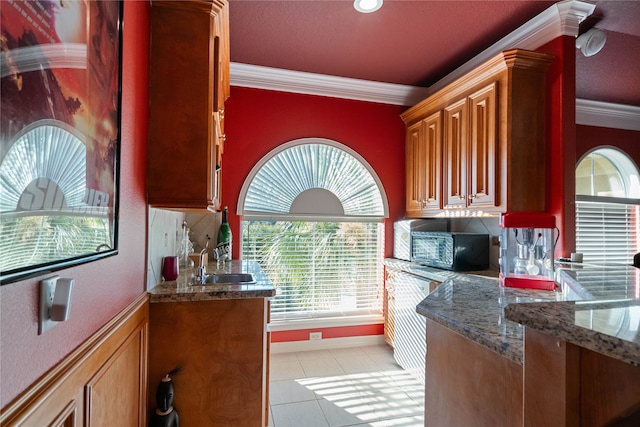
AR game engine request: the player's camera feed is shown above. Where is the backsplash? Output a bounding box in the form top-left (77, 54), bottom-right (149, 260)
top-left (449, 217), bottom-right (501, 270)
top-left (147, 208), bottom-right (221, 289)
top-left (147, 211), bottom-right (501, 288)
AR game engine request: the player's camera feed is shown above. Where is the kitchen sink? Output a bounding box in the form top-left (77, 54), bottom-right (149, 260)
top-left (200, 273), bottom-right (256, 284)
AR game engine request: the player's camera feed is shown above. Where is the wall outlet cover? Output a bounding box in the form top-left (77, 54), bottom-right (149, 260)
top-left (309, 332), bottom-right (322, 340)
top-left (39, 276), bottom-right (59, 335)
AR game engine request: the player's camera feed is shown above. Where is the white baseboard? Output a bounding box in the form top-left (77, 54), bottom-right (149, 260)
top-left (271, 335), bottom-right (387, 354)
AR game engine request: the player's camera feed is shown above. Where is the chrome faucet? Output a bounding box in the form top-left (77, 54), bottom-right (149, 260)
top-left (194, 247), bottom-right (209, 284)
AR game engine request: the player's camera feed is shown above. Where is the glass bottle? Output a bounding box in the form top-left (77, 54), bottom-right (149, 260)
top-left (216, 206), bottom-right (232, 262)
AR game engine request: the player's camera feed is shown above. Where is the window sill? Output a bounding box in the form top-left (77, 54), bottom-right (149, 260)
top-left (269, 313), bottom-right (384, 332)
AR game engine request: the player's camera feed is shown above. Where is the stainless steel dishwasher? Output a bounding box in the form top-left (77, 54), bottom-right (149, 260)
top-left (386, 268), bottom-right (441, 384)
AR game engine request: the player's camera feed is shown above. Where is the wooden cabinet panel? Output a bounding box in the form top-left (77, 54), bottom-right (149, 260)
top-left (85, 329), bottom-right (147, 427)
top-left (384, 268), bottom-right (397, 347)
top-left (523, 328), bottom-right (640, 427)
top-left (443, 98), bottom-right (467, 209)
top-left (147, 0), bottom-right (229, 212)
top-left (406, 111), bottom-right (442, 216)
top-left (0, 295), bottom-right (149, 427)
top-left (467, 82), bottom-right (497, 209)
top-left (149, 298), bottom-right (269, 427)
top-left (425, 318), bottom-right (523, 426)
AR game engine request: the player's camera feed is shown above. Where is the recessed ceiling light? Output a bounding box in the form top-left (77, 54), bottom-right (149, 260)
top-left (354, 0), bottom-right (383, 14)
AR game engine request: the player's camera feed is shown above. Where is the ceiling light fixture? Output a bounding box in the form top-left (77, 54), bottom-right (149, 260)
top-left (354, 0), bottom-right (383, 14)
top-left (576, 28), bottom-right (607, 57)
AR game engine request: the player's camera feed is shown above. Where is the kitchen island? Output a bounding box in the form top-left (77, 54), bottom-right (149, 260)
top-left (505, 266), bottom-right (640, 427)
top-left (148, 260), bottom-right (275, 427)
top-left (392, 258), bottom-right (640, 426)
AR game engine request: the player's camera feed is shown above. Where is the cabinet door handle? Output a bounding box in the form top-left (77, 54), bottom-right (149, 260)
top-left (468, 194), bottom-right (476, 199)
top-left (458, 195), bottom-right (465, 200)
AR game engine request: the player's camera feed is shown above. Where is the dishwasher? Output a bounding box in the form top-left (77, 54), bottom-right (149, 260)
top-left (386, 268), bottom-right (441, 384)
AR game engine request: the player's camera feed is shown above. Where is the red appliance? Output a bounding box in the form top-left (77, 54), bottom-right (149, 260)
top-left (499, 212), bottom-right (557, 291)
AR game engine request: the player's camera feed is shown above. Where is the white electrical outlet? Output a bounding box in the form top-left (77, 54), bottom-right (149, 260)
top-left (309, 332), bottom-right (322, 340)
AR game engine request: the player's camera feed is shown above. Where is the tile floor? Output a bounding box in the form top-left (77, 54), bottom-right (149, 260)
top-left (268, 345), bottom-right (424, 427)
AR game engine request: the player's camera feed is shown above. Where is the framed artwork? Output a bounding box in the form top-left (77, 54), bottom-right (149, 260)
top-left (0, 0), bottom-right (123, 284)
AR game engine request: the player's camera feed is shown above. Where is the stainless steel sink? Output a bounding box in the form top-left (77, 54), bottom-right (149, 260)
top-left (201, 273), bottom-right (256, 284)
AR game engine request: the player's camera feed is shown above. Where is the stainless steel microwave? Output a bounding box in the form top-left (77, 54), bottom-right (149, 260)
top-left (410, 232), bottom-right (489, 271)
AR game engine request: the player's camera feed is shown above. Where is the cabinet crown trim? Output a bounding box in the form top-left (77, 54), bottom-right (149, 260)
top-left (401, 49), bottom-right (553, 125)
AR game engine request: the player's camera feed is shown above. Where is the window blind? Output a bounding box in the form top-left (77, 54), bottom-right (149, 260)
top-left (0, 215), bottom-right (111, 272)
top-left (242, 220), bottom-right (384, 320)
top-left (576, 200), bottom-right (639, 265)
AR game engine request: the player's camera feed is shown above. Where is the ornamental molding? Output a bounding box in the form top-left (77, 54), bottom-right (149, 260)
top-left (576, 100), bottom-right (640, 131)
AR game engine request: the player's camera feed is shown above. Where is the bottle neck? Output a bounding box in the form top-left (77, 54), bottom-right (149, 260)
top-left (221, 209), bottom-right (228, 224)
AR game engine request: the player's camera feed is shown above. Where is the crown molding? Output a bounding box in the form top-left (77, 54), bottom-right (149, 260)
top-left (230, 62), bottom-right (431, 106)
top-left (576, 99), bottom-right (640, 131)
top-left (429, 0), bottom-right (594, 93)
top-left (230, 1), bottom-right (595, 107)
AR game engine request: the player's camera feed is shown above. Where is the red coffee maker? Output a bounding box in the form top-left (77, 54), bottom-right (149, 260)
top-left (499, 212), bottom-right (557, 290)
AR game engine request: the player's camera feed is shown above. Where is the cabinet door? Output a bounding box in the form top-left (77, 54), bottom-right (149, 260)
top-left (406, 121), bottom-right (425, 214)
top-left (467, 82), bottom-right (498, 210)
top-left (422, 112), bottom-right (443, 212)
top-left (147, 0), bottom-right (228, 211)
top-left (406, 113), bottom-right (442, 215)
top-left (443, 98), bottom-right (468, 209)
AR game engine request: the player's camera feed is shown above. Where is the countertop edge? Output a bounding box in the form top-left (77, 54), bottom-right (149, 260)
top-left (505, 301), bottom-right (640, 367)
top-left (416, 302), bottom-right (523, 364)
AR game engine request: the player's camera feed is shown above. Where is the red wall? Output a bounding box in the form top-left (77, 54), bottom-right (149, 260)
top-left (223, 87), bottom-right (406, 342)
top-left (223, 87), bottom-right (408, 260)
top-left (537, 36), bottom-right (577, 257)
top-left (0, 1), bottom-right (149, 408)
top-left (576, 125), bottom-right (640, 165)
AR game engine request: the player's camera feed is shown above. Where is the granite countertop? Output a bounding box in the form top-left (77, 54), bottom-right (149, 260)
top-left (386, 259), bottom-right (562, 365)
top-left (148, 260), bottom-right (276, 303)
top-left (391, 256), bottom-right (640, 366)
top-left (505, 265), bottom-right (640, 366)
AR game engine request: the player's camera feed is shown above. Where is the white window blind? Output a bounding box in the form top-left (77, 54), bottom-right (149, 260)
top-left (576, 199), bottom-right (639, 265)
top-left (0, 215), bottom-right (111, 272)
top-left (242, 220), bottom-right (384, 320)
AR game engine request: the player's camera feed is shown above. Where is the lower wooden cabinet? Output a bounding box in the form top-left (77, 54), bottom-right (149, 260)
top-left (424, 318), bottom-right (523, 426)
top-left (148, 298), bottom-right (269, 426)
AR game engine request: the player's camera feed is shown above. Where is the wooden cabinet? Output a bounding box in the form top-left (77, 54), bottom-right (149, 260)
top-left (147, 0), bottom-right (230, 211)
top-left (406, 111), bottom-right (442, 215)
top-left (425, 318), bottom-right (523, 426)
top-left (384, 268), bottom-right (397, 347)
top-left (443, 82), bottom-right (497, 210)
top-left (148, 298), bottom-right (270, 427)
top-left (402, 49), bottom-right (552, 217)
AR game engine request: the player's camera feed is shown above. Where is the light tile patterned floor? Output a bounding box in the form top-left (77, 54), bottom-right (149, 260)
top-left (269, 345), bottom-right (424, 427)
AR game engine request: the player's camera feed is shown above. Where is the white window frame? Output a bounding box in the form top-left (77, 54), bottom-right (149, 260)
top-left (575, 147), bottom-right (640, 265)
top-left (238, 138), bottom-right (388, 328)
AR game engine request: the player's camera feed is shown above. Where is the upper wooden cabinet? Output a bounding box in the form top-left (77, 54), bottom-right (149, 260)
top-left (406, 111), bottom-right (442, 215)
top-left (402, 49), bottom-right (552, 217)
top-left (147, 0), bottom-right (230, 212)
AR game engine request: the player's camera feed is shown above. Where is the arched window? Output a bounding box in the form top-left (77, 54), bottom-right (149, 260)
top-left (575, 147), bottom-right (640, 265)
top-left (238, 138), bottom-right (388, 323)
top-left (0, 122), bottom-right (112, 274)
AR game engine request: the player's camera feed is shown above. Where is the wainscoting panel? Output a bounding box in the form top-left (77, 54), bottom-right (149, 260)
top-left (0, 294), bottom-right (149, 427)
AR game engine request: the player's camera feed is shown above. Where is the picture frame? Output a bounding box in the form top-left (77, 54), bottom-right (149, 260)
top-left (0, 0), bottom-right (123, 284)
